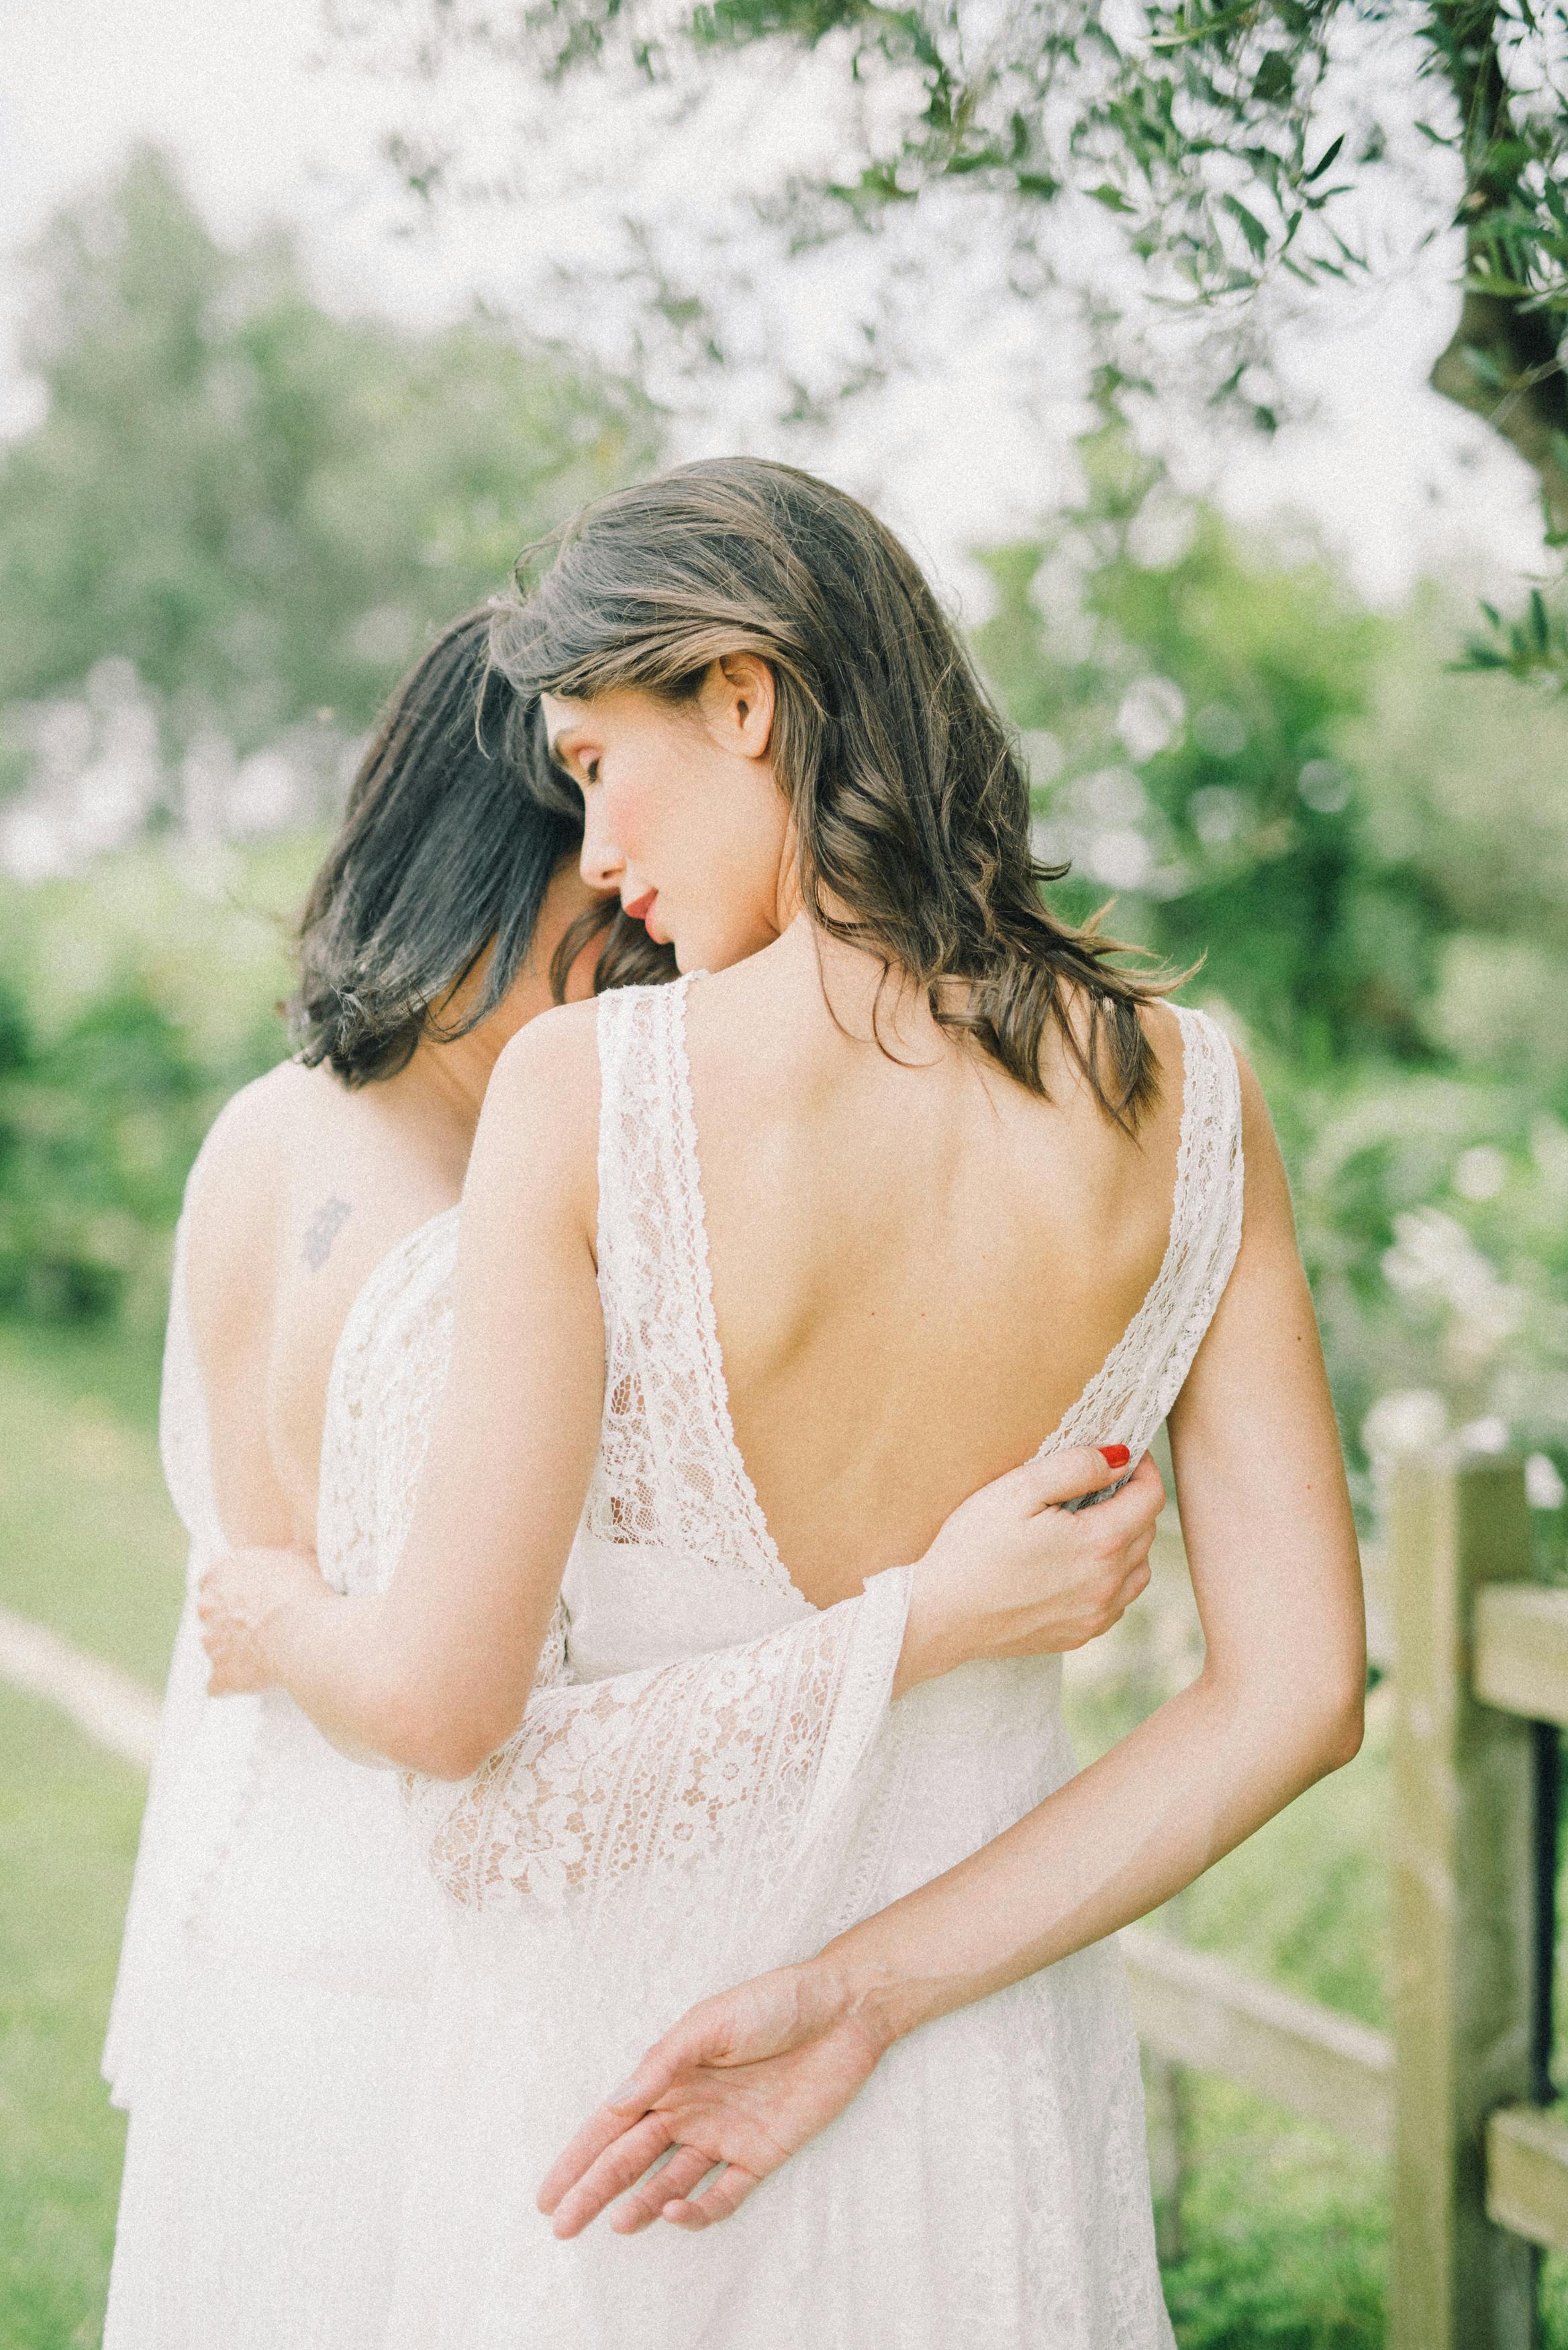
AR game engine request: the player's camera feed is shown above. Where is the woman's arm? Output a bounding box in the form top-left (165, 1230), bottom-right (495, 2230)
top-left (199, 1006), bottom-right (1167, 1776)
top-left (207, 1010), bottom-right (607, 1777)
top-left (537, 1058), bottom-right (1366, 2237)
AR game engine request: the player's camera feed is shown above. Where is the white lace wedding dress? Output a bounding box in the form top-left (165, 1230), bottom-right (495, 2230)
top-left (381, 974), bottom-right (1244, 2350)
top-left (103, 1133), bottom-right (916, 2345)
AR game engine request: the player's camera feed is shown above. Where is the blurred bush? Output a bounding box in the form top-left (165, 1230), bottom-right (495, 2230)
top-left (0, 147), bottom-right (656, 878)
top-left (0, 146), bottom-right (656, 1331)
top-left (975, 417), bottom-right (1568, 1522)
top-left (0, 147), bottom-right (656, 752)
top-left (0, 836), bottom-right (320, 1327)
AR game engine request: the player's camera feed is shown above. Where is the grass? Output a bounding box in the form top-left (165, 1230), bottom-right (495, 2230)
top-left (0, 1319), bottom-right (183, 1683)
top-left (1161, 2082), bottom-right (1387, 2350)
top-left (0, 1317), bottom-right (183, 2350)
top-left (0, 1684), bottom-right (144, 2350)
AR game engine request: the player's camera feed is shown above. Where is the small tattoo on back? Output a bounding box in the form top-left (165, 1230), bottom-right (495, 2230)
top-left (302, 1195), bottom-right (352, 1272)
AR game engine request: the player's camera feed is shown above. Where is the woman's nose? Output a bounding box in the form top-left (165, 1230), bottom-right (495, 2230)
top-left (579, 806), bottom-right (622, 892)
top-left (579, 838), bottom-right (622, 891)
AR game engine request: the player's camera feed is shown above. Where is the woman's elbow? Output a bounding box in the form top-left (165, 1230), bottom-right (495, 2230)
top-left (379, 1683), bottom-right (506, 1782)
top-left (402, 1727), bottom-right (493, 1782)
top-left (1318, 1683), bottom-right (1365, 1773)
top-left (1297, 1663), bottom-right (1366, 1779)
top-left (1229, 1655), bottom-right (1365, 1789)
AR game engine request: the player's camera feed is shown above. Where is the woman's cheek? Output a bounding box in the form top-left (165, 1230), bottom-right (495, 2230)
top-left (602, 772), bottom-right (651, 867)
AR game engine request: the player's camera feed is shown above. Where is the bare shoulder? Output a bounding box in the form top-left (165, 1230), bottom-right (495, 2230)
top-left (1137, 996), bottom-right (1183, 1070)
top-left (469, 1000), bottom-right (601, 1217)
top-left (183, 1061), bottom-right (338, 1313)
top-left (1230, 1043), bottom-right (1297, 1246)
top-left (187, 1061), bottom-right (330, 1229)
top-left (486, 1000), bottom-right (601, 1135)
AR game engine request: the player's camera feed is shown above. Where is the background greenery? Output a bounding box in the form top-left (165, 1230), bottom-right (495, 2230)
top-left (3, 149), bottom-right (1568, 2346)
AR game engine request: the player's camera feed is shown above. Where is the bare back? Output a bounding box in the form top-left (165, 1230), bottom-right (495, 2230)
top-left (684, 929), bottom-right (1188, 1605)
top-left (184, 1062), bottom-right (470, 1552)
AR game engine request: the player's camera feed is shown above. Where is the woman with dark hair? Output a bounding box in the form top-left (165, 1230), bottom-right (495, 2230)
top-left (201, 461), bottom-right (1362, 2349)
top-left (101, 608), bottom-right (610, 2347)
top-left (107, 598), bottom-right (1153, 2350)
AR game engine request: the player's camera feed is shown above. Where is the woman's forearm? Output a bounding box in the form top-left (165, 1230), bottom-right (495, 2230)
top-left (832, 1097), bottom-right (1370, 2051)
top-left (820, 1665), bottom-right (1363, 2049)
top-left (258, 1587), bottom-right (453, 1768)
top-left (211, 1440), bottom-right (1165, 1778)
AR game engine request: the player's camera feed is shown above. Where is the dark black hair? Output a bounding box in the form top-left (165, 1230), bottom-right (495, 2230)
top-left (289, 609), bottom-right (589, 1085)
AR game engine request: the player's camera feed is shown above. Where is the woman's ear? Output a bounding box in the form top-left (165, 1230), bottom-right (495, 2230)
top-left (705, 654), bottom-right (776, 761)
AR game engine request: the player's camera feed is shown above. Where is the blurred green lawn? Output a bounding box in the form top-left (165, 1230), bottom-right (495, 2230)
top-left (0, 1687), bottom-right (146, 2350)
top-left (0, 1321), bottom-right (181, 2350)
top-left (0, 1315), bottom-right (1559, 2349)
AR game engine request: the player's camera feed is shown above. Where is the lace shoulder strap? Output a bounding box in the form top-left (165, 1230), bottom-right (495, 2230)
top-left (587, 979), bottom-right (779, 1583)
top-left (1145, 1004), bottom-right (1245, 1421)
top-left (1048, 1002), bottom-right (1244, 1460)
top-left (159, 1140), bottom-right (228, 1562)
top-left (317, 1210), bottom-right (460, 1597)
top-left (589, 980), bottom-right (695, 1551)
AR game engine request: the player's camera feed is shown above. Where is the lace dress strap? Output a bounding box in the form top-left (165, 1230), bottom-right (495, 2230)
top-left (1048, 1002), bottom-right (1244, 1463)
top-left (158, 1147), bottom-right (228, 1564)
top-left (587, 979), bottom-right (783, 1592)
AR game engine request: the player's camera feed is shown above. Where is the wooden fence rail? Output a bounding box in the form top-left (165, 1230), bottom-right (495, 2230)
top-left (1120, 1444), bottom-right (1565, 2347)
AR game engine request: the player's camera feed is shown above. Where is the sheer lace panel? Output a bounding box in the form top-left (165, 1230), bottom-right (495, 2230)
top-left (585, 979), bottom-right (789, 1600)
top-left (320, 1210), bottom-right (573, 1675)
top-left (1047, 1004), bottom-right (1244, 1462)
top-left (403, 1566), bottom-right (910, 1924)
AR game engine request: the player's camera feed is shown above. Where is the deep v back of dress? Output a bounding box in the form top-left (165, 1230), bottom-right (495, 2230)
top-left (572, 972), bottom-right (1240, 1638)
top-left (568, 972), bottom-right (1240, 1942)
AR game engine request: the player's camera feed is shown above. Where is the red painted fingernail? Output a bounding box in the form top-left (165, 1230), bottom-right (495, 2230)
top-left (1099, 1444), bottom-right (1131, 1468)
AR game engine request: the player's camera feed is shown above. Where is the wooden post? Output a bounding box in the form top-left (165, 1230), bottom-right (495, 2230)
top-left (1142, 2048), bottom-right (1188, 2262)
top-left (1389, 1446), bottom-right (1538, 2350)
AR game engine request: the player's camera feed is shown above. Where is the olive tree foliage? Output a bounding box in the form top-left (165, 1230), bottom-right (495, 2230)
top-left (337, 0), bottom-right (1568, 676)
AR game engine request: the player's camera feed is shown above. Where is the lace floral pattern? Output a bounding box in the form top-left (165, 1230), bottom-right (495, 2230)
top-left (1048, 1003), bottom-right (1244, 1459)
top-left (587, 978), bottom-right (797, 1603)
top-left (405, 1569), bottom-right (910, 1925)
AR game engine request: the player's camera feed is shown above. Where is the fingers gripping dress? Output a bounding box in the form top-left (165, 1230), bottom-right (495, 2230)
top-left (102, 1165), bottom-right (916, 2347)
top-left (387, 974), bottom-right (1245, 2350)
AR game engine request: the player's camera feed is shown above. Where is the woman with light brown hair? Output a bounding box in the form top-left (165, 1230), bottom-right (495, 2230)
top-left (107, 593), bottom-right (1150, 2350)
top-left (201, 459), bottom-right (1362, 2347)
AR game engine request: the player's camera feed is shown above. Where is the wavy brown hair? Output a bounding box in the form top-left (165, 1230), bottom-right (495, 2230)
top-left (291, 610), bottom-right (671, 1086)
top-left (492, 458), bottom-right (1176, 1125)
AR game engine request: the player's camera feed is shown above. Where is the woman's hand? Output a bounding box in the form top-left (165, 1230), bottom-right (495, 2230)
top-left (197, 1546), bottom-right (327, 1695)
top-left (896, 1444), bottom-right (1165, 1693)
top-left (538, 1959), bottom-right (885, 2239)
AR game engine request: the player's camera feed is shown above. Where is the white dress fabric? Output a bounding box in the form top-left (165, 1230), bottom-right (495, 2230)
top-left (103, 1149), bottom-right (912, 2345)
top-left (103, 1198), bottom-right (456, 2350)
top-left (385, 976), bottom-right (1244, 2350)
